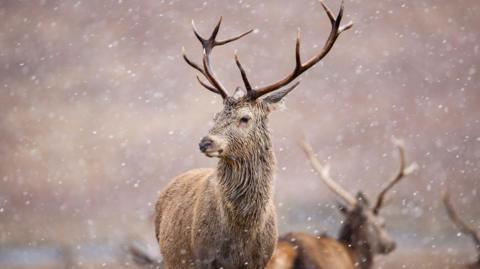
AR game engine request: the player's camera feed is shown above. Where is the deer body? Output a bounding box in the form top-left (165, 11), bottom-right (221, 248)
top-left (155, 116), bottom-right (278, 268)
top-left (156, 168), bottom-right (277, 268)
top-left (269, 233), bottom-right (356, 269)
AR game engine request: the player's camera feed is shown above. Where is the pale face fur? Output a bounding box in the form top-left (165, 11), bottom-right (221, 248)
top-left (199, 91), bottom-right (281, 159)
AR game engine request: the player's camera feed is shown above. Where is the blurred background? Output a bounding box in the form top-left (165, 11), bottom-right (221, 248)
top-left (0, 0), bottom-right (479, 268)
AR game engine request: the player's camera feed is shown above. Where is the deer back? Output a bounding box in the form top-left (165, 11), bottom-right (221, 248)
top-left (267, 232), bottom-right (355, 269)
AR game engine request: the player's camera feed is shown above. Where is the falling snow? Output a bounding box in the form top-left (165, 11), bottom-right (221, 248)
top-left (0, 0), bottom-right (479, 268)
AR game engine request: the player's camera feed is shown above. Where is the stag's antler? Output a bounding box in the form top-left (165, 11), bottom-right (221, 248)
top-left (300, 138), bottom-right (356, 207)
top-left (372, 139), bottom-right (418, 214)
top-left (182, 17), bottom-right (253, 99)
top-left (443, 190), bottom-right (480, 250)
top-left (242, 0), bottom-right (353, 100)
top-left (301, 138), bottom-right (417, 211)
top-left (184, 1), bottom-right (353, 100)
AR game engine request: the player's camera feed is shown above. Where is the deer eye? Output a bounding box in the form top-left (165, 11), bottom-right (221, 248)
top-left (239, 115), bottom-right (251, 124)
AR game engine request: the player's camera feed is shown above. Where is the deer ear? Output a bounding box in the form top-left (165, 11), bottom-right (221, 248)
top-left (265, 99), bottom-right (286, 112)
top-left (263, 81), bottom-right (300, 104)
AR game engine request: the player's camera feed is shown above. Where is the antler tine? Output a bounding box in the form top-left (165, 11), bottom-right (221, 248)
top-left (295, 29), bottom-right (301, 71)
top-left (234, 52), bottom-right (253, 92)
top-left (192, 20), bottom-right (207, 46)
top-left (217, 29), bottom-right (254, 46)
top-left (183, 47), bottom-right (226, 97)
top-left (248, 0), bottom-right (353, 100)
top-left (183, 17), bottom-right (253, 99)
top-left (196, 75), bottom-right (220, 94)
top-left (201, 49), bottom-right (228, 99)
top-left (300, 138), bottom-right (357, 207)
top-left (182, 47), bottom-right (206, 75)
top-left (373, 139), bottom-right (418, 214)
top-left (319, 0), bottom-right (335, 24)
top-left (443, 190), bottom-right (480, 249)
top-left (209, 17), bottom-right (223, 46)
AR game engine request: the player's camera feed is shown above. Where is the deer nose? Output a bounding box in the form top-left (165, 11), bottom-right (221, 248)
top-left (199, 136), bottom-right (213, 152)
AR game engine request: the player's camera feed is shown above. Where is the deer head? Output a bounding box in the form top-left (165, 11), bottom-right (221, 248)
top-left (183, 1), bottom-right (353, 159)
top-left (301, 139), bottom-right (417, 256)
top-left (337, 191), bottom-right (396, 255)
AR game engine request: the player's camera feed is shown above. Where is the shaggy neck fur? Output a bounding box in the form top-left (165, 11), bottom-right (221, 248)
top-left (338, 225), bottom-right (374, 269)
top-left (216, 128), bottom-right (275, 230)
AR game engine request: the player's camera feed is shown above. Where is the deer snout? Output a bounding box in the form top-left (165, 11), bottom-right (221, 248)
top-left (199, 135), bottom-right (225, 158)
top-left (199, 136), bottom-right (213, 152)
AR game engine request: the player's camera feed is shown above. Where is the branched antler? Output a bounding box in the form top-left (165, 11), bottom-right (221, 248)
top-left (182, 17), bottom-right (253, 99)
top-left (183, 1), bottom-right (353, 101)
top-left (372, 139), bottom-right (418, 214)
top-left (300, 138), bottom-right (356, 207)
top-left (301, 137), bottom-right (416, 212)
top-left (244, 0), bottom-right (353, 100)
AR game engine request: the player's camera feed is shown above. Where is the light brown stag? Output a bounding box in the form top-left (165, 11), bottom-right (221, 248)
top-left (267, 139), bottom-right (417, 269)
top-left (443, 191), bottom-right (480, 269)
top-left (154, 1), bottom-right (353, 269)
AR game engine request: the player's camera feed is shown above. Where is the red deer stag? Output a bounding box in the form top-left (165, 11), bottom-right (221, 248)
top-left (443, 190), bottom-right (480, 269)
top-left (154, 1), bottom-right (353, 268)
top-left (267, 139), bottom-right (417, 269)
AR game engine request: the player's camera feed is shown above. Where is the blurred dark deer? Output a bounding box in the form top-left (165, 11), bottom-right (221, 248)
top-left (267, 139), bottom-right (417, 269)
top-left (443, 191), bottom-right (480, 269)
top-left (154, 1), bottom-right (353, 268)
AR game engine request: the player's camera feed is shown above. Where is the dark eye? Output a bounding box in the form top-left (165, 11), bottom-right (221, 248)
top-left (240, 115), bottom-right (251, 124)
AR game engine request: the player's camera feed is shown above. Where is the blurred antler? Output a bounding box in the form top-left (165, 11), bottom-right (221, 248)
top-left (372, 138), bottom-right (418, 214)
top-left (442, 190), bottom-right (480, 253)
top-left (300, 138), bottom-right (356, 207)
